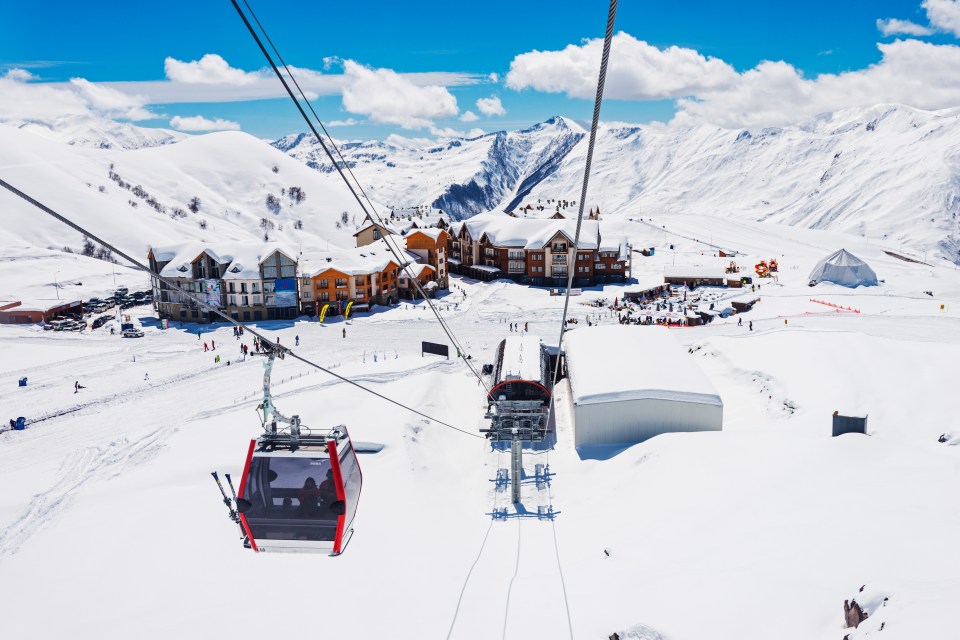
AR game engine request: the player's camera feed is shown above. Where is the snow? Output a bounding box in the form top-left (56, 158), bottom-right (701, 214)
top-left (498, 335), bottom-right (543, 382)
top-left (458, 213), bottom-right (601, 250)
top-left (4, 119), bottom-right (960, 639)
top-left (564, 326), bottom-right (723, 407)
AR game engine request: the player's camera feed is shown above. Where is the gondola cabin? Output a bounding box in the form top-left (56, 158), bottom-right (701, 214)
top-left (487, 335), bottom-right (551, 405)
top-left (236, 427), bottom-right (361, 554)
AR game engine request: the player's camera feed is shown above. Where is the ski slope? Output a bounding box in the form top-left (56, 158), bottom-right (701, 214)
top-left (2, 215), bottom-right (960, 639)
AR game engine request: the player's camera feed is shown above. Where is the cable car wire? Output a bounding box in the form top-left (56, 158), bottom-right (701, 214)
top-left (229, 0), bottom-right (490, 393)
top-left (0, 176), bottom-right (482, 439)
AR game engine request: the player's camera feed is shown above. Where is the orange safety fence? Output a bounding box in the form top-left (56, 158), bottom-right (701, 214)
top-left (809, 299), bottom-right (861, 313)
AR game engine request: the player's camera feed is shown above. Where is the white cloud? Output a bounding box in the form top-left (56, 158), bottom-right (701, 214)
top-left (328, 117), bottom-right (360, 126)
top-left (674, 38), bottom-right (960, 128)
top-left (428, 125), bottom-right (486, 138)
top-left (924, 0), bottom-right (960, 36)
top-left (164, 54), bottom-right (259, 85)
top-left (488, 72), bottom-right (500, 83)
top-left (0, 70), bottom-right (155, 122)
top-left (877, 17), bottom-right (934, 36)
top-left (169, 115), bottom-right (241, 131)
top-left (476, 96), bottom-right (506, 117)
top-left (4, 68), bottom-right (36, 82)
top-left (506, 32), bottom-right (738, 100)
top-left (340, 60), bottom-right (458, 129)
top-left (459, 110), bottom-right (479, 122)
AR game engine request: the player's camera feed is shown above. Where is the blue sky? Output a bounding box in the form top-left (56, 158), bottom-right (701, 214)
top-left (2, 0), bottom-right (960, 139)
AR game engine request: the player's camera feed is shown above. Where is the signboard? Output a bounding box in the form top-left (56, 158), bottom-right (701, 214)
top-left (274, 278), bottom-right (297, 307)
top-left (200, 279), bottom-right (222, 308)
top-left (422, 341), bottom-right (449, 359)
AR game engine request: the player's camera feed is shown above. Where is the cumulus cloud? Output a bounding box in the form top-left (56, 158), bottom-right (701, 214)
top-left (164, 54), bottom-right (259, 85)
top-left (877, 18), bottom-right (934, 36)
top-left (459, 110), bottom-right (479, 122)
top-left (0, 70), bottom-right (155, 122)
top-left (924, 0), bottom-right (960, 36)
top-left (328, 117), bottom-right (360, 126)
top-left (169, 115), bottom-right (241, 131)
top-left (4, 68), bottom-right (36, 82)
top-left (340, 60), bottom-right (458, 129)
top-left (674, 38), bottom-right (960, 128)
top-left (476, 96), bottom-right (506, 117)
top-left (506, 32), bottom-right (738, 100)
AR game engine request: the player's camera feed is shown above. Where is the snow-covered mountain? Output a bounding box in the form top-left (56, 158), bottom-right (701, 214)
top-left (275, 105), bottom-right (960, 262)
top-left (3, 114), bottom-right (187, 150)
top-left (0, 123), bottom-right (374, 257)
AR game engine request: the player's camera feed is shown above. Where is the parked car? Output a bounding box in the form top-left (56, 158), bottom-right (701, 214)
top-left (122, 329), bottom-right (144, 338)
top-left (115, 287), bottom-right (129, 296)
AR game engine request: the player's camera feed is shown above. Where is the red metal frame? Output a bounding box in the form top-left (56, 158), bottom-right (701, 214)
top-left (236, 439), bottom-right (259, 553)
top-left (326, 439), bottom-right (347, 555)
top-left (486, 379), bottom-right (552, 401)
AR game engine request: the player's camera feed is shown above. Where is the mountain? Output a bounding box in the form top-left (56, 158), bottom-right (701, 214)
top-left (0, 123), bottom-right (375, 257)
top-left (274, 105), bottom-right (960, 262)
top-left (3, 114), bottom-right (188, 150)
top-left (274, 116), bottom-right (587, 220)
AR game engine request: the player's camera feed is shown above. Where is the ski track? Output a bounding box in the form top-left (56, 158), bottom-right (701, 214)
top-left (0, 425), bottom-right (174, 562)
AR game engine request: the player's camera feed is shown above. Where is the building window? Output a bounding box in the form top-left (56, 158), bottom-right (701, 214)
top-left (552, 242), bottom-right (567, 252)
top-left (240, 283), bottom-right (247, 293)
top-left (485, 248), bottom-right (495, 257)
top-left (335, 278), bottom-right (347, 288)
top-left (303, 290), bottom-right (312, 299)
top-left (252, 283), bottom-right (260, 293)
top-left (374, 229), bottom-right (381, 240)
top-left (552, 254), bottom-right (567, 264)
top-left (252, 295), bottom-right (261, 305)
top-left (355, 276), bottom-right (365, 286)
top-left (301, 278), bottom-right (311, 286)
top-left (228, 295), bottom-right (237, 305)
top-left (596, 263), bottom-right (606, 270)
top-left (228, 282), bottom-right (235, 293)
top-left (336, 291), bottom-right (348, 301)
top-left (508, 250), bottom-right (524, 259)
top-left (242, 295), bottom-right (249, 306)
top-left (320, 292), bottom-right (329, 302)
top-left (318, 279), bottom-right (328, 289)
top-left (509, 261), bottom-right (525, 273)
top-left (552, 266), bottom-right (567, 277)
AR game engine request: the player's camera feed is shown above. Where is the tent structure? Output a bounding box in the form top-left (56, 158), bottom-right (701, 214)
top-left (808, 249), bottom-right (878, 288)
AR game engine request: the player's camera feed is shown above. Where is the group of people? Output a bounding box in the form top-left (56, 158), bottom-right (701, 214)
top-left (506, 321), bottom-right (529, 333)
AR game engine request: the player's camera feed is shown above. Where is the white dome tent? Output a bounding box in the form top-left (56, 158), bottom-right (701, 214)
top-left (808, 249), bottom-right (878, 287)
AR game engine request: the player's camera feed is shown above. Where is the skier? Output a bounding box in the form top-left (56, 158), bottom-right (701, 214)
top-left (342, 327), bottom-right (346, 339)
top-left (295, 335), bottom-right (300, 346)
top-left (211, 340), bottom-right (215, 350)
top-left (204, 342), bottom-right (209, 352)
top-left (524, 322), bottom-right (528, 332)
top-left (74, 380), bottom-right (80, 393)
top-left (197, 330), bottom-right (201, 340)
top-left (144, 373), bottom-right (149, 381)
top-left (749, 321), bottom-right (753, 331)
top-left (738, 317), bottom-right (742, 327)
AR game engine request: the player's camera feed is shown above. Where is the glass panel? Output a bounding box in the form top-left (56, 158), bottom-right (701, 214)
top-left (338, 442), bottom-right (362, 533)
top-left (244, 456), bottom-right (339, 542)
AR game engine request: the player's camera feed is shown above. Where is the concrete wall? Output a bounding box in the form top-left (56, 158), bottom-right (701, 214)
top-left (572, 397), bottom-right (723, 447)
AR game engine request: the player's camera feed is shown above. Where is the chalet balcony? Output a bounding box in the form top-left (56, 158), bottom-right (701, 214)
top-left (552, 255), bottom-right (567, 264)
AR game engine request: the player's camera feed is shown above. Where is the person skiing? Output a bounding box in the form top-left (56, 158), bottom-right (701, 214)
top-left (524, 322), bottom-right (528, 332)
top-left (749, 321), bottom-right (753, 331)
top-left (144, 373), bottom-right (149, 381)
top-left (342, 327), bottom-right (346, 339)
top-left (738, 317), bottom-right (742, 327)
top-left (211, 340), bottom-right (215, 350)
top-left (74, 380), bottom-right (80, 393)
top-left (295, 335), bottom-right (300, 346)
top-left (204, 342), bottom-right (209, 352)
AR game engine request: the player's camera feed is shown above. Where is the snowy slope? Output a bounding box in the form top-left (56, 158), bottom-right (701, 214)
top-left (275, 105), bottom-right (960, 263)
top-left (0, 123), bottom-right (379, 258)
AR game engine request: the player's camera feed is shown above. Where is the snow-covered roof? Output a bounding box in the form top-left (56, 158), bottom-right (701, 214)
top-left (471, 265), bottom-right (501, 273)
top-left (457, 213), bottom-right (600, 250)
top-left (405, 227), bottom-right (447, 241)
top-left (499, 335), bottom-right (544, 382)
top-left (300, 239), bottom-right (418, 278)
top-left (152, 242), bottom-right (297, 280)
top-left (564, 326), bottom-right (723, 407)
top-left (448, 257), bottom-right (462, 265)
